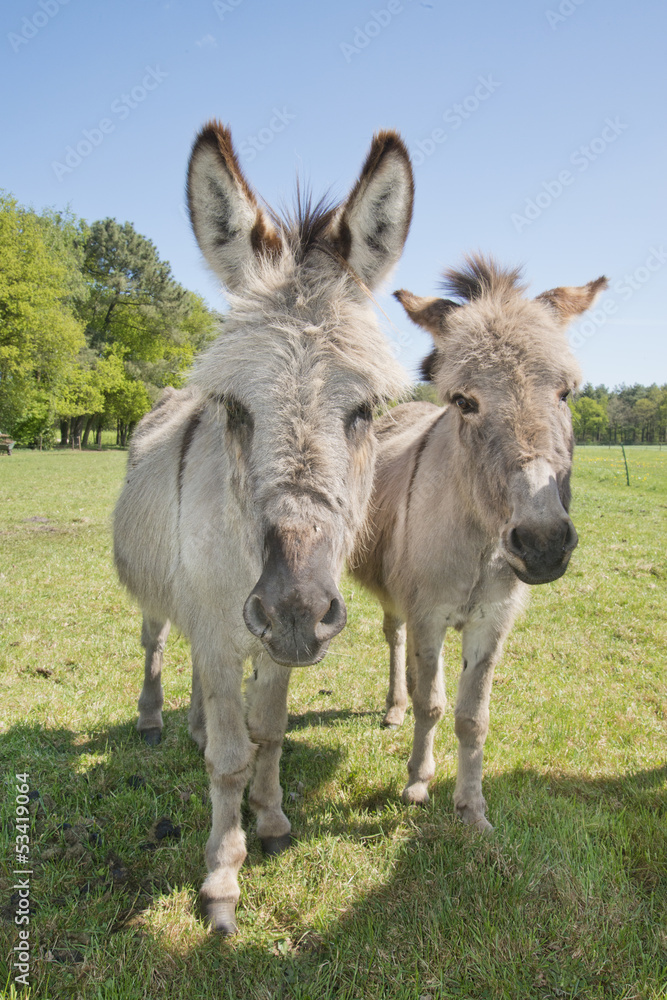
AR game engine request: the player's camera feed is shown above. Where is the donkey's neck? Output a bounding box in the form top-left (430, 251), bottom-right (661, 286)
top-left (423, 406), bottom-right (505, 547)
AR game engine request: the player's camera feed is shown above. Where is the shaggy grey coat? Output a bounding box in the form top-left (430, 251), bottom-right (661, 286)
top-left (113, 122), bottom-right (413, 933)
top-left (350, 257), bottom-right (607, 830)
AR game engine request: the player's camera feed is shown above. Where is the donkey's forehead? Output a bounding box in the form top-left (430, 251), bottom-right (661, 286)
top-left (441, 296), bottom-right (582, 388)
top-left (190, 310), bottom-right (407, 403)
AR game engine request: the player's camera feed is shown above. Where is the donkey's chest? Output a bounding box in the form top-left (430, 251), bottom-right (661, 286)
top-left (425, 547), bottom-right (517, 629)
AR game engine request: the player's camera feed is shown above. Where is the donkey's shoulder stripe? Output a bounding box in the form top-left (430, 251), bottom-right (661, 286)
top-left (406, 408), bottom-right (447, 514)
top-left (178, 408), bottom-right (204, 500)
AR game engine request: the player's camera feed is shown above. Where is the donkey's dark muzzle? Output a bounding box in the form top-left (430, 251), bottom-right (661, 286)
top-left (502, 516), bottom-right (578, 585)
top-left (243, 526), bottom-right (347, 666)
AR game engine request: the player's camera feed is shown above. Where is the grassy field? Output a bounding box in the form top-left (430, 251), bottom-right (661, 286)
top-left (0, 445), bottom-right (665, 1000)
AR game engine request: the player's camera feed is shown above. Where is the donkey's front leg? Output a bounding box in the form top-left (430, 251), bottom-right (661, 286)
top-left (188, 662), bottom-right (206, 752)
top-left (382, 609), bottom-right (408, 728)
top-left (137, 616), bottom-right (170, 746)
top-left (245, 653), bottom-right (293, 855)
top-left (453, 616), bottom-right (510, 833)
top-left (402, 621), bottom-right (447, 805)
top-left (197, 649), bottom-right (256, 935)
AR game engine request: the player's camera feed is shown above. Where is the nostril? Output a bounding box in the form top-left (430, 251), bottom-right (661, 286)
top-left (508, 527), bottom-right (524, 557)
top-left (243, 593), bottom-right (272, 640)
top-left (563, 520), bottom-right (578, 553)
top-left (315, 596), bottom-right (347, 642)
top-left (321, 598), bottom-right (341, 627)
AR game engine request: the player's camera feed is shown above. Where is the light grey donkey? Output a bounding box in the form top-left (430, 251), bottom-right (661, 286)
top-left (350, 257), bottom-right (607, 831)
top-left (113, 122), bottom-right (413, 933)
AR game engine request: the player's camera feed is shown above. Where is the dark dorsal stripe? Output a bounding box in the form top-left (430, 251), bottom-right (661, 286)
top-left (406, 409), bottom-right (448, 514)
top-left (178, 408), bottom-right (203, 504)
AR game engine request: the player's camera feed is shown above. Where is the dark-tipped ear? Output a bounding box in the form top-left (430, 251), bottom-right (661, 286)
top-left (329, 131), bottom-right (414, 290)
top-left (394, 290), bottom-right (460, 335)
top-left (536, 276), bottom-right (608, 325)
top-left (187, 121), bottom-right (281, 289)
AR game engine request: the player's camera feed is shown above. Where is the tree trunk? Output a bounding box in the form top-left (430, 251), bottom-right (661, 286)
top-left (59, 419), bottom-right (69, 447)
top-left (82, 415), bottom-right (95, 449)
top-left (96, 419), bottom-right (103, 450)
top-left (70, 415), bottom-right (85, 450)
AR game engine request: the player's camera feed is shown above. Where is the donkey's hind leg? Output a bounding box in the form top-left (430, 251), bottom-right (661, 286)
top-left (246, 654), bottom-right (293, 856)
top-left (137, 616), bottom-right (171, 746)
top-left (382, 608), bottom-right (408, 728)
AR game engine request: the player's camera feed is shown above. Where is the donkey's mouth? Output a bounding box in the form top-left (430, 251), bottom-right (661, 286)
top-left (503, 548), bottom-right (574, 586)
top-left (259, 636), bottom-right (333, 668)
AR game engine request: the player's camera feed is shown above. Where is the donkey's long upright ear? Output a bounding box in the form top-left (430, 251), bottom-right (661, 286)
top-left (536, 276), bottom-right (608, 325)
top-left (187, 121), bottom-right (281, 290)
top-left (331, 131), bottom-right (414, 290)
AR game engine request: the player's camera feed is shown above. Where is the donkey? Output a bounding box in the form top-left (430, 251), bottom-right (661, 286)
top-left (113, 122), bottom-right (413, 933)
top-left (349, 257), bottom-right (607, 832)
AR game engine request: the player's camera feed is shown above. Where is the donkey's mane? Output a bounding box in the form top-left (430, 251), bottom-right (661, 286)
top-left (441, 255), bottom-right (526, 303)
top-left (268, 186), bottom-right (340, 263)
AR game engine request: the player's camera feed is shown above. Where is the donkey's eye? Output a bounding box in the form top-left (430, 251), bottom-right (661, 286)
top-left (224, 397), bottom-right (253, 433)
top-left (345, 402), bottom-right (373, 436)
top-left (559, 390), bottom-right (571, 404)
top-left (451, 394), bottom-right (478, 415)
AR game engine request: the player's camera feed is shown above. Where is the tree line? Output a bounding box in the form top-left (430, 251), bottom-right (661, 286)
top-left (411, 381), bottom-right (667, 445)
top-left (0, 194), bottom-right (220, 449)
top-left (567, 383), bottom-right (667, 445)
top-left (1, 192), bottom-right (663, 450)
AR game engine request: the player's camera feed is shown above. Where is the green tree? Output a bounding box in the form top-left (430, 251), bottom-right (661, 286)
top-left (0, 195), bottom-right (85, 446)
top-left (571, 396), bottom-right (607, 442)
top-left (72, 219), bottom-right (218, 444)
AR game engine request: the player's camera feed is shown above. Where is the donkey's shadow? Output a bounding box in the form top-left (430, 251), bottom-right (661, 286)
top-left (3, 715), bottom-right (664, 997)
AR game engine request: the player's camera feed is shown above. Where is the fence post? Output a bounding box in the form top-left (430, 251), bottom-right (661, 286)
top-left (621, 445), bottom-right (630, 487)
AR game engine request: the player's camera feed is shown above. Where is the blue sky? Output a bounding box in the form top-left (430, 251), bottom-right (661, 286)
top-left (2, 0), bottom-right (665, 388)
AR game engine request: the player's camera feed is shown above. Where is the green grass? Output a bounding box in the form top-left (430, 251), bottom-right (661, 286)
top-left (0, 446), bottom-right (665, 999)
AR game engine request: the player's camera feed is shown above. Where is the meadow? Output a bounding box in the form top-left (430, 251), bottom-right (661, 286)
top-left (0, 445), bottom-right (665, 1000)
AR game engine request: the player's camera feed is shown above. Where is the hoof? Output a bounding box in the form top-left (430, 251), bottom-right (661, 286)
top-left (382, 711), bottom-right (405, 729)
top-left (456, 805), bottom-right (494, 835)
top-left (401, 783), bottom-right (430, 806)
top-left (141, 728), bottom-right (162, 747)
top-left (205, 898), bottom-right (238, 936)
top-left (260, 833), bottom-right (293, 856)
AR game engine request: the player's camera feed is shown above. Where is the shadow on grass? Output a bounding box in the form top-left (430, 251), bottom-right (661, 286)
top-left (1, 714), bottom-right (665, 999)
top-left (287, 708), bottom-right (382, 730)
